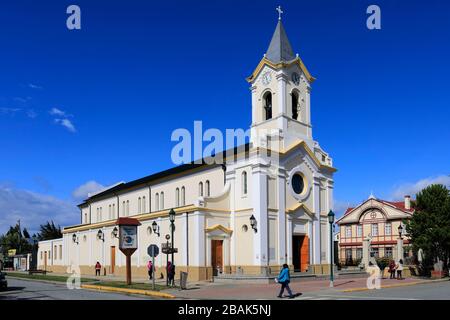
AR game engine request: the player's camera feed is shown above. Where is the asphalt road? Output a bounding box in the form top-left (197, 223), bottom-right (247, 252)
top-left (296, 280), bottom-right (450, 300)
top-left (0, 278), bottom-right (153, 300)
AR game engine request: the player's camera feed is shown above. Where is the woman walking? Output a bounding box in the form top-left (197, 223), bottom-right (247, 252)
top-left (276, 264), bottom-right (295, 298)
top-left (95, 261), bottom-right (101, 276)
top-left (396, 259), bottom-right (404, 280)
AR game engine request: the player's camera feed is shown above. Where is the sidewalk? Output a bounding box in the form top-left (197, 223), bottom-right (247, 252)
top-left (164, 277), bottom-right (441, 299)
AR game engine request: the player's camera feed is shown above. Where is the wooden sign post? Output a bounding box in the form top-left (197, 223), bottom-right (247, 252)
top-left (116, 217), bottom-right (141, 285)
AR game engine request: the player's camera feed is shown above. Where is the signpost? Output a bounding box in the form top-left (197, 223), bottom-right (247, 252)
top-left (116, 217), bottom-right (141, 285)
top-left (147, 244), bottom-right (159, 290)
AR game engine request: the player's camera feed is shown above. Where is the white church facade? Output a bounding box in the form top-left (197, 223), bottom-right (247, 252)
top-left (38, 17), bottom-right (337, 281)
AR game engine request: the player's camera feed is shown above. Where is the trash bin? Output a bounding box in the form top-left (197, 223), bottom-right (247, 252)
top-left (180, 271), bottom-right (188, 290)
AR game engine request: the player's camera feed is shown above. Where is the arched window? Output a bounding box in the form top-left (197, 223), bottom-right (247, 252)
top-left (205, 180), bottom-right (210, 197)
top-left (126, 200), bottom-right (129, 216)
top-left (199, 182), bottom-right (203, 196)
top-left (160, 192), bottom-right (164, 210)
top-left (109, 205), bottom-right (112, 220)
top-left (292, 91), bottom-right (299, 120)
top-left (122, 201), bottom-right (126, 217)
top-left (181, 186), bottom-right (185, 206)
top-left (112, 204), bottom-right (116, 218)
top-left (84, 213), bottom-right (87, 224)
top-left (155, 193), bottom-right (159, 211)
top-left (263, 92), bottom-right (272, 120)
top-left (176, 188), bottom-right (180, 207)
top-left (99, 207), bottom-right (102, 221)
top-left (242, 171), bottom-right (248, 195)
top-left (138, 197), bottom-right (141, 213)
top-left (142, 196), bottom-right (146, 213)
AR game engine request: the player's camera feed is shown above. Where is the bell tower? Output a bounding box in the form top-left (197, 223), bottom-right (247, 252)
top-left (247, 13), bottom-right (315, 150)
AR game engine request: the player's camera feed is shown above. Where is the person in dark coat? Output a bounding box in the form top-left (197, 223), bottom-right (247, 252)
top-left (95, 261), bottom-right (101, 276)
top-left (276, 264), bottom-right (294, 298)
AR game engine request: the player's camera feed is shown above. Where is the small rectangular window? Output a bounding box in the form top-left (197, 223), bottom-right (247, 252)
top-left (345, 225), bottom-right (352, 238)
top-left (385, 223), bottom-right (392, 235)
top-left (357, 225), bottom-right (363, 237)
top-left (371, 223), bottom-right (378, 236)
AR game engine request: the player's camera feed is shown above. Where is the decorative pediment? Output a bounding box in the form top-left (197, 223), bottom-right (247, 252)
top-left (286, 202), bottom-right (314, 219)
top-left (205, 224), bottom-right (233, 237)
top-left (337, 198), bottom-right (412, 225)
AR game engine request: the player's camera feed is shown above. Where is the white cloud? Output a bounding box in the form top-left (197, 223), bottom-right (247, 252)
top-left (49, 107), bottom-right (67, 117)
top-left (390, 175), bottom-right (450, 200)
top-left (27, 109), bottom-right (38, 118)
top-left (0, 107), bottom-right (21, 115)
top-left (0, 184), bottom-right (78, 235)
top-left (28, 83), bottom-right (43, 90)
top-left (54, 118), bottom-right (76, 132)
top-left (333, 199), bottom-right (355, 220)
top-left (72, 181), bottom-right (106, 200)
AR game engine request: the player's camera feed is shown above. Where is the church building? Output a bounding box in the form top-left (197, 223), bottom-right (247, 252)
top-left (37, 14), bottom-right (337, 281)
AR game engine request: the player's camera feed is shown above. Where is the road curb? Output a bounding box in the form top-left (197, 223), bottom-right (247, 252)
top-left (340, 278), bottom-right (449, 293)
top-left (80, 284), bottom-right (175, 299)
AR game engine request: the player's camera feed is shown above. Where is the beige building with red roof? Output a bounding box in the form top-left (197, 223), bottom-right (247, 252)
top-left (336, 195), bottom-right (414, 266)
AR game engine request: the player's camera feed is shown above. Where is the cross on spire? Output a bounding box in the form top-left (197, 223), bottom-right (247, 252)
top-left (276, 5), bottom-right (283, 20)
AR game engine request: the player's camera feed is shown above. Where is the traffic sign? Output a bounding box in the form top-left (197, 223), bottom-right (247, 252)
top-left (147, 244), bottom-right (159, 257)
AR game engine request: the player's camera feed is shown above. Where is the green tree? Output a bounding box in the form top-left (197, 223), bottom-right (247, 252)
top-left (406, 184), bottom-right (450, 275)
top-left (37, 221), bottom-right (62, 241)
top-left (0, 222), bottom-right (32, 256)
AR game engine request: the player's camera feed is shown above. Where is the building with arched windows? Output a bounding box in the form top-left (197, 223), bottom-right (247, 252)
top-left (37, 17), bottom-right (336, 281)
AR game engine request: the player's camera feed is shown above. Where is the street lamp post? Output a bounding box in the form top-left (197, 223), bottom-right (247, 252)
top-left (169, 209), bottom-right (176, 265)
top-left (97, 229), bottom-right (105, 276)
top-left (328, 210), bottom-right (335, 288)
top-left (397, 224), bottom-right (404, 262)
top-left (165, 234), bottom-right (170, 286)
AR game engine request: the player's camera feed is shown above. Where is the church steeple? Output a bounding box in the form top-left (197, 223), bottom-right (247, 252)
top-left (265, 20), bottom-right (296, 63)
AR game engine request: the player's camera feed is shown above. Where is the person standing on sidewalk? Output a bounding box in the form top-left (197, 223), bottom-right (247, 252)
top-left (396, 259), bottom-right (404, 280)
top-left (95, 261), bottom-right (101, 276)
top-left (388, 260), bottom-right (396, 279)
top-left (276, 264), bottom-right (295, 298)
top-left (147, 260), bottom-right (154, 280)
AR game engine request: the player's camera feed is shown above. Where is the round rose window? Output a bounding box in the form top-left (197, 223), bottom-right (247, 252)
top-left (291, 173), bottom-right (305, 194)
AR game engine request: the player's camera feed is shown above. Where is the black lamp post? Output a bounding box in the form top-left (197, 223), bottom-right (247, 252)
top-left (169, 209), bottom-right (176, 264)
top-left (152, 221), bottom-right (160, 237)
top-left (165, 234), bottom-right (170, 286)
top-left (328, 210), bottom-right (335, 288)
top-left (249, 214), bottom-right (257, 233)
top-left (398, 224), bottom-right (403, 239)
top-left (112, 227), bottom-right (118, 238)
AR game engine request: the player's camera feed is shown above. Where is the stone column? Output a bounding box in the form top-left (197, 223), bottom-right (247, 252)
top-left (251, 164), bottom-right (269, 273)
top-left (277, 169), bottom-right (287, 266)
top-left (312, 179), bottom-right (321, 265)
top-left (362, 237), bottom-right (371, 268)
top-left (397, 238), bottom-right (404, 262)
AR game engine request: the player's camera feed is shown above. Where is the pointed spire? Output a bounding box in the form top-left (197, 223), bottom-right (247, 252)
top-left (265, 19), bottom-right (296, 63)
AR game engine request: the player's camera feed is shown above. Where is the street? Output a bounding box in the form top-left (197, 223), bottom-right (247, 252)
top-left (0, 278), bottom-right (153, 300)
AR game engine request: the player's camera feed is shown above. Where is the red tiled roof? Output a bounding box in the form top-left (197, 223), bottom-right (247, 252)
top-left (339, 199), bottom-right (414, 221)
top-left (382, 201), bottom-right (414, 213)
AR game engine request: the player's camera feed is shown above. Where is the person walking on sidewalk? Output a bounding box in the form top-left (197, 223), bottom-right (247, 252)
top-left (147, 260), bottom-right (154, 280)
top-left (276, 264), bottom-right (295, 298)
top-left (396, 259), bottom-right (404, 280)
top-left (95, 261), bottom-right (101, 276)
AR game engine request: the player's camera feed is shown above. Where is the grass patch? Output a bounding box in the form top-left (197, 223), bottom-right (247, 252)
top-left (6, 272), bottom-right (98, 283)
top-left (94, 281), bottom-right (173, 291)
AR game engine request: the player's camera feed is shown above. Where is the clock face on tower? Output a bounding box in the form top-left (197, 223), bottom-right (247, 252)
top-left (291, 72), bottom-right (300, 85)
top-left (262, 71), bottom-right (272, 85)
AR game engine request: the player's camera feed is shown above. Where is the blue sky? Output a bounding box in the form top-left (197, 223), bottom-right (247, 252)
top-left (1, 0), bottom-right (449, 234)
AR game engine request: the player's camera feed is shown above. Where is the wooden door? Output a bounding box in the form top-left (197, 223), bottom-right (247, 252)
top-left (211, 240), bottom-right (223, 275)
top-left (300, 235), bottom-right (309, 272)
top-left (110, 246), bottom-right (116, 274)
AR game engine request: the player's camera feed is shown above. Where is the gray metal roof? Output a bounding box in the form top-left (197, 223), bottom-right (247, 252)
top-left (265, 20), bottom-right (296, 63)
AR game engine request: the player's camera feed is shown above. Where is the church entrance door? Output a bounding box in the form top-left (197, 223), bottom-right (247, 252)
top-left (211, 240), bottom-right (223, 276)
top-left (293, 235), bottom-right (309, 272)
top-left (110, 246), bottom-right (116, 274)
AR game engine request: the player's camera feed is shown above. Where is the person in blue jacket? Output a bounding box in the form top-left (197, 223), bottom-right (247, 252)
top-left (276, 264), bottom-right (295, 298)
